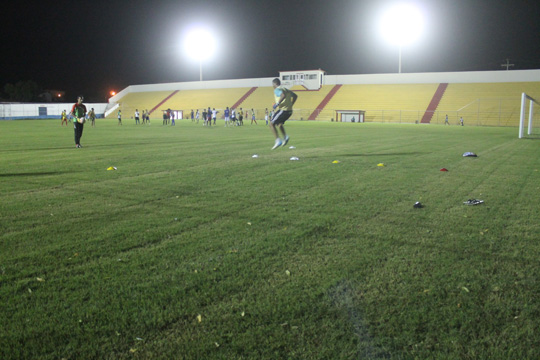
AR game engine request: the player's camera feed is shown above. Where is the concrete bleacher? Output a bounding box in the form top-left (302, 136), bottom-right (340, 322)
top-left (236, 87), bottom-right (274, 119)
top-left (322, 84), bottom-right (438, 123)
top-left (109, 91), bottom-right (175, 118)
top-left (161, 87), bottom-right (253, 116)
top-left (107, 70), bottom-right (540, 126)
top-left (436, 82), bottom-right (540, 126)
top-left (285, 86), bottom-right (334, 120)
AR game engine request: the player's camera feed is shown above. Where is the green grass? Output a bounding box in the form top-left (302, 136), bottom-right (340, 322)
top-left (1, 119), bottom-right (540, 359)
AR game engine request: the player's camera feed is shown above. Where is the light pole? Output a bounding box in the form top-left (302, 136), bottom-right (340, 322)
top-left (183, 27), bottom-right (216, 82)
top-left (398, 44), bottom-right (402, 74)
top-left (380, 4), bottom-right (424, 73)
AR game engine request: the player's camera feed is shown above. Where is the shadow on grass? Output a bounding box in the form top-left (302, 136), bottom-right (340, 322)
top-left (0, 171), bottom-right (73, 177)
top-left (0, 141), bottom-right (173, 152)
top-left (521, 135), bottom-right (540, 140)
top-left (337, 152), bottom-right (426, 157)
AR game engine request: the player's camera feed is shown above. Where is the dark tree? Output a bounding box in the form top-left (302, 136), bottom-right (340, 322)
top-left (3, 81), bottom-right (41, 102)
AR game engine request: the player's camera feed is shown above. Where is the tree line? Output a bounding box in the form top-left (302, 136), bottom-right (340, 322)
top-left (2, 81), bottom-right (42, 102)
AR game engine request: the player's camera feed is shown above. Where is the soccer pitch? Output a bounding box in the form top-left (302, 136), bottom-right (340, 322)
top-left (1, 119), bottom-right (539, 359)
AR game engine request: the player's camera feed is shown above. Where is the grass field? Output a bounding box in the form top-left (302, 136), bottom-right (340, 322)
top-left (1, 119), bottom-right (540, 359)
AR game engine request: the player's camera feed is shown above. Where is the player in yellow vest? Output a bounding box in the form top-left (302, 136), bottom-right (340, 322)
top-left (270, 78), bottom-right (297, 149)
top-left (61, 110), bottom-right (68, 126)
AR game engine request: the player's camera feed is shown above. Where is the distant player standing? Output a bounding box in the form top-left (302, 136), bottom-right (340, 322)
top-left (270, 78), bottom-right (297, 149)
top-left (251, 108), bottom-right (257, 125)
top-left (88, 108), bottom-right (96, 127)
top-left (231, 108), bottom-right (236, 125)
top-left (117, 109), bottom-right (122, 125)
top-left (71, 95), bottom-right (87, 148)
top-left (61, 110), bottom-right (68, 126)
top-left (212, 108), bottom-right (218, 125)
top-left (224, 107), bottom-right (230, 127)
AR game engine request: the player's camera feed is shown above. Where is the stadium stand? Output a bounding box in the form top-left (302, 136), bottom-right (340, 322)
top-left (162, 87), bottom-right (255, 116)
top-left (109, 91), bottom-right (176, 119)
top-left (106, 70), bottom-right (540, 126)
top-left (435, 82), bottom-right (540, 126)
top-left (112, 88), bottom-right (261, 120)
top-left (323, 84), bottom-right (438, 123)
top-left (224, 86), bottom-right (333, 121)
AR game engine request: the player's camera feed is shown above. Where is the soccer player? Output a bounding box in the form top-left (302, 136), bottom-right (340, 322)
top-left (61, 110), bottom-right (68, 126)
top-left (270, 78), bottom-right (297, 149)
top-left (251, 109), bottom-right (257, 125)
top-left (117, 109), bottom-right (122, 125)
top-left (191, 109), bottom-right (194, 122)
top-left (71, 96), bottom-right (87, 148)
top-left (224, 107), bottom-right (230, 127)
top-left (135, 109), bottom-right (140, 124)
top-left (231, 108), bottom-right (236, 126)
top-left (265, 108), bottom-right (269, 125)
top-left (238, 108), bottom-right (244, 126)
top-left (145, 109), bottom-right (150, 124)
top-left (88, 108), bottom-right (96, 127)
top-left (212, 108), bottom-right (218, 125)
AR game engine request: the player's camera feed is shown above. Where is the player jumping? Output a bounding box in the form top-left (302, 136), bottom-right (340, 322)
top-left (270, 78), bottom-right (297, 149)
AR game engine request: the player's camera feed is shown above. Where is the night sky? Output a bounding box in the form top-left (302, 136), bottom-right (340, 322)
top-left (3, 0), bottom-right (539, 102)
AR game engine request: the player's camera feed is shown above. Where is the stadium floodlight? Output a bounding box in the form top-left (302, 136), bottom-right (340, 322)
top-left (380, 3), bottom-right (424, 73)
top-left (183, 26), bottom-right (217, 81)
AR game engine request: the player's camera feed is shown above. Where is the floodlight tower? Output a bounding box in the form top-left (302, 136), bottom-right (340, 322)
top-left (183, 27), bottom-right (217, 81)
top-left (380, 4), bottom-right (424, 73)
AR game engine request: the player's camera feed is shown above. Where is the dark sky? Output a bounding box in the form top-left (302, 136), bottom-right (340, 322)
top-left (2, 0), bottom-right (539, 102)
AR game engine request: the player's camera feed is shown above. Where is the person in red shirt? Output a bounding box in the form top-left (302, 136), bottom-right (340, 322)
top-left (70, 96), bottom-right (87, 148)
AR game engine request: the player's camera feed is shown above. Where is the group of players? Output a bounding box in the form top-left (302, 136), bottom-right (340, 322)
top-left (61, 104), bottom-right (96, 128)
top-left (189, 107), bottom-right (262, 127)
top-left (65, 78), bottom-right (297, 150)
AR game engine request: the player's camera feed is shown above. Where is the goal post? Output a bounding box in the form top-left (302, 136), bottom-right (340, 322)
top-left (336, 110), bottom-right (365, 123)
top-left (519, 93), bottom-right (539, 138)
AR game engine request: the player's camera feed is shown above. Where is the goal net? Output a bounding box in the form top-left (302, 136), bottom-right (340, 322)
top-left (519, 93), bottom-right (540, 138)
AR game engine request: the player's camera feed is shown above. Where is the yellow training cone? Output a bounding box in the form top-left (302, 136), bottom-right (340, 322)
top-left (377, 163), bottom-right (385, 167)
top-left (107, 166), bottom-right (117, 171)
top-left (332, 160), bottom-right (340, 164)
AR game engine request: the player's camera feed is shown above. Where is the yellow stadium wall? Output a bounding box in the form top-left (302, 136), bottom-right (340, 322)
top-left (107, 70), bottom-right (540, 126)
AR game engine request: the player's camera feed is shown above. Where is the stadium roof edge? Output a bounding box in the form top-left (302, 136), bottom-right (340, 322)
top-left (108, 70), bottom-right (540, 103)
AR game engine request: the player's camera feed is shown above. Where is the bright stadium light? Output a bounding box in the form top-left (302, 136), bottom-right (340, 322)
top-left (182, 26), bottom-right (217, 81)
top-left (380, 3), bottom-right (424, 73)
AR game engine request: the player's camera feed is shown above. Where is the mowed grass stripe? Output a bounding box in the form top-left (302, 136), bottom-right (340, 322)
top-left (1, 120), bottom-right (540, 359)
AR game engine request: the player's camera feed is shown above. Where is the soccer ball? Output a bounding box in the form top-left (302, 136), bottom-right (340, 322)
top-left (78, 117), bottom-right (86, 124)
